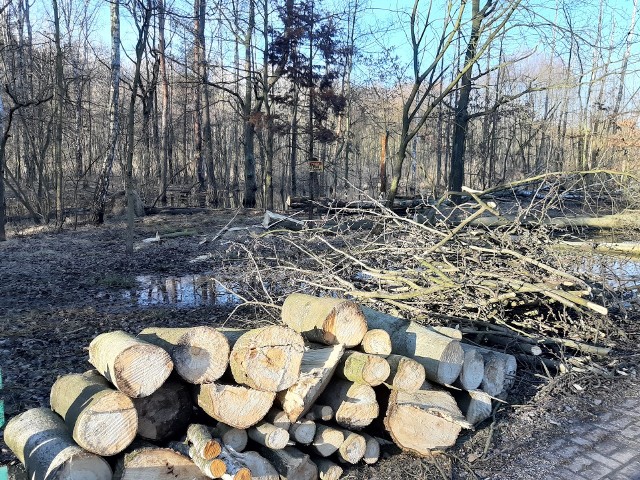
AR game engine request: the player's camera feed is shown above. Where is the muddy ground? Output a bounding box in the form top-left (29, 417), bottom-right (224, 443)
top-left (0, 211), bottom-right (638, 479)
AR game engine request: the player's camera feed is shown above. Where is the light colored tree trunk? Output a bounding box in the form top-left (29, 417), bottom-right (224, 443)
top-left (52, 0), bottom-right (64, 228)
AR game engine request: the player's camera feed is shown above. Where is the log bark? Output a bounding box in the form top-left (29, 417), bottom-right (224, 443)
top-left (359, 432), bottom-right (381, 464)
top-left (385, 354), bottom-right (426, 392)
top-left (257, 446), bottom-right (318, 480)
top-left (138, 326), bottom-right (230, 384)
top-left (264, 409), bottom-right (291, 430)
top-left (281, 294), bottom-right (368, 347)
top-left (455, 346), bottom-right (485, 391)
top-left (49, 370), bottom-right (137, 455)
top-left (304, 404), bottom-right (333, 422)
top-left (277, 344), bottom-right (344, 422)
top-left (384, 389), bottom-right (471, 455)
top-left (113, 447), bottom-right (208, 480)
top-left (263, 210), bottom-right (304, 231)
top-left (88, 330), bottom-right (173, 398)
top-left (209, 423), bottom-right (248, 452)
top-left (466, 345), bottom-right (517, 398)
top-left (3, 407), bottom-right (113, 480)
top-left (186, 423), bottom-right (223, 459)
top-left (167, 441), bottom-right (226, 478)
top-left (336, 350), bottom-right (390, 387)
top-left (317, 379), bottom-right (379, 429)
top-left (310, 424), bottom-right (344, 457)
top-left (362, 307), bottom-right (464, 385)
top-left (360, 329), bottom-right (392, 357)
top-left (232, 451), bottom-right (278, 480)
top-left (133, 378), bottom-right (192, 441)
top-left (453, 389), bottom-right (493, 425)
top-left (229, 326), bottom-right (305, 392)
top-left (195, 383), bottom-right (275, 429)
top-left (248, 421), bottom-right (290, 449)
top-left (288, 418), bottom-right (316, 445)
top-left (313, 458), bottom-right (343, 480)
top-left (335, 428), bottom-right (366, 464)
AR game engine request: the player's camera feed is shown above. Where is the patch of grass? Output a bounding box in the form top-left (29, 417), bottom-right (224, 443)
top-left (96, 274), bottom-right (137, 289)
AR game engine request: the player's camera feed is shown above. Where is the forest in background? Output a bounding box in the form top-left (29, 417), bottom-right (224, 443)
top-left (0, 0), bottom-right (638, 243)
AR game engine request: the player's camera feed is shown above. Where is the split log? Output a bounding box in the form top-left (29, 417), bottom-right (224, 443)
top-left (232, 451), bottom-right (278, 480)
top-left (195, 383), bottom-right (276, 429)
top-left (304, 404), bottom-right (333, 422)
top-left (264, 409), bottom-right (292, 430)
top-left (360, 329), bottom-right (392, 357)
top-left (187, 424), bottom-right (223, 459)
top-left (362, 307), bottom-right (464, 385)
top-left (360, 432), bottom-right (381, 464)
top-left (133, 378), bottom-right (192, 441)
top-left (229, 326), bottom-right (305, 392)
top-left (385, 354), bottom-right (426, 392)
top-left (453, 390), bottom-right (493, 425)
top-left (209, 423), bottom-right (248, 452)
top-left (257, 446), bottom-right (318, 480)
top-left (88, 330), bottom-right (173, 398)
top-left (3, 407), bottom-right (113, 480)
top-left (467, 345), bottom-right (517, 397)
top-left (113, 447), bottom-right (208, 480)
top-left (336, 350), bottom-right (390, 387)
top-left (384, 389), bottom-right (472, 455)
top-left (317, 379), bottom-right (379, 429)
top-left (277, 344), bottom-right (344, 422)
top-left (313, 459), bottom-right (343, 480)
top-left (138, 326), bottom-right (230, 384)
top-left (49, 371), bottom-right (137, 456)
top-left (263, 210), bottom-right (304, 231)
top-left (281, 294), bottom-right (368, 347)
top-left (248, 421), bottom-right (290, 449)
top-left (455, 346), bottom-right (485, 391)
top-left (310, 424), bottom-right (344, 457)
top-left (335, 428), bottom-right (366, 464)
top-left (288, 419), bottom-right (316, 445)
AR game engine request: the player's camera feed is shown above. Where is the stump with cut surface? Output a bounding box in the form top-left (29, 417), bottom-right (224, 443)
top-left (133, 378), bottom-right (192, 441)
top-left (317, 379), bottom-right (379, 430)
top-left (384, 389), bottom-right (471, 455)
top-left (336, 350), bottom-right (390, 387)
top-left (385, 354), bottom-right (426, 392)
top-left (229, 326), bottom-right (305, 392)
top-left (113, 447), bottom-right (208, 480)
top-left (277, 344), bottom-right (344, 422)
top-left (138, 326), bottom-right (230, 384)
top-left (362, 307), bottom-right (464, 385)
top-left (88, 330), bottom-right (173, 398)
top-left (281, 293), bottom-right (368, 347)
top-left (195, 383), bottom-right (275, 429)
top-left (50, 371), bottom-right (137, 456)
top-left (3, 407), bottom-right (113, 480)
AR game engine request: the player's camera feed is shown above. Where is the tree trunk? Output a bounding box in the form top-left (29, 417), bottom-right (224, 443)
top-left (4, 407), bottom-right (113, 480)
top-left (195, 383), bottom-right (275, 429)
top-left (385, 354), bottom-right (426, 392)
top-left (91, 0), bottom-right (120, 224)
top-left (49, 371), bottom-right (137, 456)
top-left (158, 0), bottom-right (170, 205)
top-left (133, 379), bottom-right (193, 441)
top-left (281, 294), bottom-right (368, 347)
top-left (335, 350), bottom-right (390, 387)
top-left (243, 0), bottom-right (257, 208)
top-left (138, 326), bottom-right (230, 384)
top-left (317, 379), bottom-right (379, 430)
top-left (0, 93), bottom-right (7, 241)
top-left (360, 329), bottom-right (392, 357)
top-left (277, 344), bottom-right (344, 422)
top-left (229, 326), bottom-right (305, 392)
top-left (113, 448), bottom-right (208, 480)
top-left (52, 0), bottom-right (64, 227)
top-left (88, 330), bottom-right (173, 398)
top-left (362, 307), bottom-right (464, 385)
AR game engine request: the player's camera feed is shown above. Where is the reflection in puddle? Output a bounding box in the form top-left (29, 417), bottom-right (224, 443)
top-left (580, 256), bottom-right (640, 290)
top-left (123, 275), bottom-right (241, 307)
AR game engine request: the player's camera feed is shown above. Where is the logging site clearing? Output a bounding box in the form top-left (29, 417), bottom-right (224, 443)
top-left (1, 172), bottom-right (640, 479)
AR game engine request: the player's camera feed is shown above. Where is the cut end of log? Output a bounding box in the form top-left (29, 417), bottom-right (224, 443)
top-left (116, 448), bottom-right (208, 480)
top-left (196, 383), bottom-right (276, 429)
top-left (457, 347), bottom-right (485, 391)
top-left (434, 341), bottom-right (465, 385)
top-left (115, 344), bottom-right (174, 397)
top-left (360, 329), bottom-right (392, 356)
top-left (173, 327), bottom-right (230, 384)
top-left (323, 300), bottom-right (368, 347)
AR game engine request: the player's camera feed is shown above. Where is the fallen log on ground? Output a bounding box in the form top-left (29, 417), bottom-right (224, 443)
top-left (49, 371), bottom-right (138, 456)
top-left (470, 211), bottom-right (640, 230)
top-left (3, 407), bottom-right (113, 480)
top-left (88, 330), bottom-right (173, 398)
top-left (133, 378), bottom-right (192, 441)
top-left (138, 326), bottom-right (230, 384)
top-left (362, 307), bottom-right (464, 385)
top-left (282, 294), bottom-right (368, 347)
top-left (195, 383), bottom-right (276, 429)
top-left (263, 210), bottom-right (305, 231)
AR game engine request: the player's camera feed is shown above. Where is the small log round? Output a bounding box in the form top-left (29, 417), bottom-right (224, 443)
top-left (318, 379), bottom-right (379, 429)
top-left (304, 404), bottom-right (333, 422)
top-left (311, 424), bottom-right (345, 457)
top-left (336, 428), bottom-right (366, 464)
top-left (232, 451), bottom-right (279, 480)
top-left (385, 354), bottom-right (426, 392)
top-left (248, 421), bottom-right (290, 450)
top-left (88, 330), bottom-right (173, 398)
top-left (113, 447), bottom-right (208, 480)
top-left (138, 326), bottom-right (230, 384)
top-left (314, 458), bottom-right (343, 480)
top-left (360, 329), bottom-right (392, 357)
top-left (186, 423), bottom-right (223, 459)
top-left (3, 407), bottom-right (113, 480)
top-left (265, 409), bottom-right (292, 430)
top-left (133, 378), bottom-right (192, 441)
top-left (360, 432), bottom-right (381, 464)
top-left (195, 383), bottom-right (276, 429)
top-left (470, 346), bottom-right (517, 397)
top-left (453, 389), bottom-right (493, 425)
top-left (336, 350), bottom-right (390, 387)
top-left (281, 293), bottom-right (368, 347)
top-left (50, 371), bottom-right (137, 456)
top-left (456, 345), bottom-right (485, 391)
top-left (210, 423), bottom-right (248, 452)
top-left (288, 418), bottom-right (316, 445)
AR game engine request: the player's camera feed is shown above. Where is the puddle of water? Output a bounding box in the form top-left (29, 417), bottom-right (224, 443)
top-left (579, 255), bottom-right (640, 291)
top-left (122, 274), bottom-right (241, 307)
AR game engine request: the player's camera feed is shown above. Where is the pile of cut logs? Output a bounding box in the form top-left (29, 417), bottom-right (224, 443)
top-left (3, 294), bottom-right (516, 480)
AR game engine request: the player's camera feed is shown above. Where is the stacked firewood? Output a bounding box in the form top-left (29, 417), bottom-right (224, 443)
top-left (3, 294), bottom-right (517, 480)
